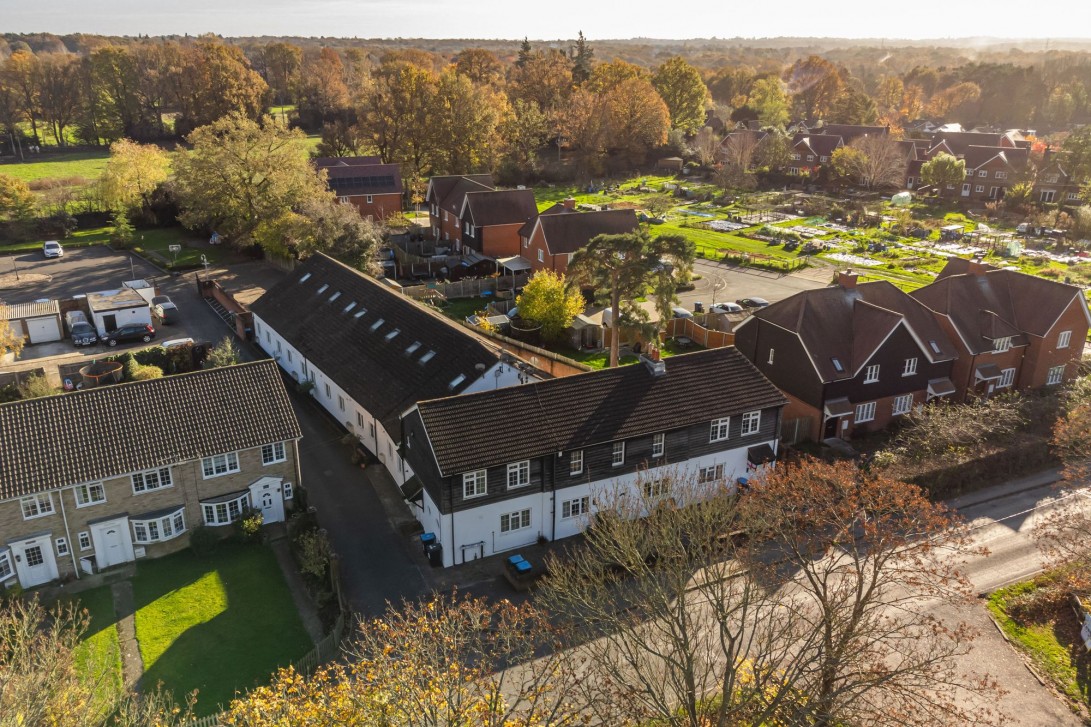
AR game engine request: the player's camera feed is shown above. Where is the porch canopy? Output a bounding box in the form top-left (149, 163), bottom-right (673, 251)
top-left (975, 363), bottom-right (1003, 382)
top-left (823, 397), bottom-right (853, 418)
top-left (496, 255), bottom-right (532, 274)
top-left (927, 377), bottom-right (957, 397)
top-left (747, 443), bottom-right (777, 466)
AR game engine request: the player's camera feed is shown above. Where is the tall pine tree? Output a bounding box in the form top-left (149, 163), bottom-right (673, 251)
top-left (572, 31), bottom-right (594, 85)
top-left (516, 37), bottom-right (532, 68)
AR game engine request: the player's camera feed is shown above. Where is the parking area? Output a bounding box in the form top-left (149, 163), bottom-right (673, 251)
top-left (674, 258), bottom-right (829, 313)
top-left (1, 246), bottom-right (236, 365)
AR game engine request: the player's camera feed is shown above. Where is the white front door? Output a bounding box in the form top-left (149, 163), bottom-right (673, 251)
top-left (90, 517), bottom-right (136, 570)
top-left (11, 534), bottom-right (59, 588)
top-left (249, 477), bottom-right (285, 524)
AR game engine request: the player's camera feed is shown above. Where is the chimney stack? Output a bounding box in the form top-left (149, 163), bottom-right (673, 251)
top-left (838, 269), bottom-right (858, 289)
top-left (641, 349), bottom-right (666, 377)
top-left (562, 197), bottom-right (576, 210)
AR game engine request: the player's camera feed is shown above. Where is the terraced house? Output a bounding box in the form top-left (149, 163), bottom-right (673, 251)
top-left (402, 348), bottom-right (786, 567)
top-left (0, 361), bottom-right (300, 591)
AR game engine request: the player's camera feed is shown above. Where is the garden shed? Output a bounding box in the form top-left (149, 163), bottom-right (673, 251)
top-left (86, 288), bottom-right (152, 336)
top-left (0, 300), bottom-right (63, 344)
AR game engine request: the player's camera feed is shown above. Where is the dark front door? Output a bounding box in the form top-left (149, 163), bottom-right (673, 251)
top-left (823, 416), bottom-right (839, 439)
top-left (103, 314), bottom-right (117, 332)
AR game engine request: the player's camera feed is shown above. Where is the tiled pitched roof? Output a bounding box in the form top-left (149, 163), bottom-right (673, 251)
top-left (249, 254), bottom-right (500, 436)
top-left (538, 209), bottom-right (639, 256)
top-left (911, 259), bottom-right (1088, 355)
top-left (963, 145), bottom-right (1028, 171)
top-left (746, 281), bottom-right (957, 381)
top-left (416, 347), bottom-right (786, 475)
top-left (0, 361), bottom-right (299, 501)
top-left (793, 133), bottom-right (842, 157)
top-left (519, 203), bottom-right (571, 237)
top-left (463, 189), bottom-right (538, 227)
top-left (319, 161), bottom-right (403, 196)
top-left (426, 175), bottom-right (493, 211)
top-left (815, 124), bottom-right (888, 141)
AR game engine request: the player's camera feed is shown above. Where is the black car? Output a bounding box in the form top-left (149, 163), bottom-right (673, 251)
top-left (105, 323), bottom-right (156, 347)
top-left (153, 301), bottom-right (180, 325)
top-left (70, 321), bottom-right (98, 347)
top-left (736, 297), bottom-right (770, 309)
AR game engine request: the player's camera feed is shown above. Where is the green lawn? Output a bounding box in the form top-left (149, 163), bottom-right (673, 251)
top-left (133, 542), bottom-right (312, 716)
top-left (61, 585), bottom-right (124, 719)
top-left (0, 150), bottom-right (111, 185)
top-left (130, 226), bottom-right (226, 269)
top-left (988, 579), bottom-right (1090, 710)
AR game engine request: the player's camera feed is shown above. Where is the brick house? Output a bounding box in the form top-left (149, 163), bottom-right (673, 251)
top-left (910, 258), bottom-right (1091, 400)
top-left (401, 348), bottom-right (786, 567)
top-left (0, 361), bottom-right (300, 590)
top-left (520, 204), bottom-right (638, 274)
top-left (315, 157), bottom-right (403, 221)
top-left (787, 134), bottom-right (842, 177)
top-left (1033, 149), bottom-right (1083, 205)
top-left (458, 188), bottom-right (538, 258)
top-left (249, 253), bottom-right (539, 488)
top-left (425, 175), bottom-right (493, 245)
top-left (733, 272), bottom-right (959, 442)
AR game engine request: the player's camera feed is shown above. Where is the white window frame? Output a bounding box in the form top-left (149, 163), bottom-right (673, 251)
top-left (201, 452), bottom-right (240, 479)
top-left (338, 395), bottom-right (345, 412)
top-left (20, 493), bottom-right (55, 520)
top-left (1047, 365), bottom-right (1065, 386)
top-left (78, 531), bottom-right (92, 551)
top-left (995, 171), bottom-right (1007, 179)
top-left (740, 411), bottom-right (761, 436)
top-left (892, 394), bottom-right (913, 416)
top-left (978, 169), bottom-right (987, 178)
top-left (537, 248), bottom-right (544, 263)
top-left (365, 194), bottom-right (373, 204)
top-left (998, 368), bottom-right (1016, 388)
top-left (132, 508), bottom-right (186, 545)
top-left (698, 463), bottom-right (725, 483)
top-left (855, 401), bottom-right (877, 423)
top-left (864, 364), bottom-right (880, 384)
top-left (132, 467), bottom-right (172, 494)
top-left (767, 348), bottom-right (775, 365)
top-left (1057, 330), bottom-right (1072, 349)
top-left (284, 482), bottom-right (294, 500)
top-left (561, 496), bottom-right (589, 519)
top-left (570, 450), bottom-right (584, 475)
top-left (463, 470), bottom-right (487, 499)
top-left (611, 441), bottom-right (625, 467)
top-left (651, 433), bottom-right (665, 458)
top-left (902, 357), bottom-right (918, 377)
top-left (202, 493), bottom-right (251, 526)
top-left (994, 337), bottom-right (1012, 353)
top-left (500, 508), bottom-right (531, 533)
top-left (710, 417), bottom-right (730, 443)
top-left (70, 482), bottom-right (105, 508)
top-left (55, 537), bottom-right (69, 557)
top-left (261, 442), bottom-right (286, 465)
top-left (974, 185), bottom-right (985, 193)
top-left (0, 551), bottom-right (12, 581)
top-left (506, 460), bottom-right (530, 489)
top-left (643, 479), bottom-right (670, 499)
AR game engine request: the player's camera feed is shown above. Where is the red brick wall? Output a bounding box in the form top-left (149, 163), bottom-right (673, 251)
top-left (344, 192), bottom-right (401, 220)
top-left (479, 224), bottom-right (524, 258)
top-left (527, 226), bottom-right (568, 274)
top-left (846, 389), bottom-right (926, 437)
top-left (1019, 299), bottom-right (1090, 389)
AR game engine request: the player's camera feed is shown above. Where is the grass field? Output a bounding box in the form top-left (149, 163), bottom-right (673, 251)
top-left (133, 542), bottom-right (311, 716)
top-left (0, 150), bottom-right (111, 185)
top-left (61, 585), bottom-right (125, 719)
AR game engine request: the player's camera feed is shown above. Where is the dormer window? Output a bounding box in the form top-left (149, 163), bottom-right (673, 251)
top-left (994, 337), bottom-right (1012, 353)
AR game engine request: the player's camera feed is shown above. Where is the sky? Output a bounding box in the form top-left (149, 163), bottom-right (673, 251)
top-left (6, 0), bottom-right (1091, 41)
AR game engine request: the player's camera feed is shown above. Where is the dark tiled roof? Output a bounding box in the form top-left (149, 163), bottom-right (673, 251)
top-left (320, 161), bottom-right (403, 196)
top-left (426, 175), bottom-right (493, 211)
top-left (0, 361), bottom-right (299, 501)
top-left (911, 259), bottom-right (1088, 354)
top-left (814, 124), bottom-right (888, 142)
top-left (249, 254), bottom-right (500, 436)
top-left (793, 134), bottom-right (842, 157)
top-left (538, 209), bottom-right (639, 255)
top-left (463, 189), bottom-right (538, 227)
top-left (416, 348), bottom-right (787, 475)
top-left (519, 203), bottom-right (572, 237)
top-left (962, 145), bottom-right (1028, 171)
top-left (746, 280), bottom-right (957, 381)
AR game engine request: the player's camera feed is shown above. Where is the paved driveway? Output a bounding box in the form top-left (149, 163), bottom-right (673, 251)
top-left (674, 258), bottom-right (828, 312)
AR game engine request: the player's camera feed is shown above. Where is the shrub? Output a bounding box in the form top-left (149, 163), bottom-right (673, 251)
top-left (124, 354), bottom-right (163, 381)
top-left (189, 525), bottom-right (220, 557)
top-left (204, 336), bottom-right (241, 369)
top-left (236, 508), bottom-right (264, 543)
top-left (18, 374), bottom-right (56, 399)
top-left (295, 529), bottom-right (332, 580)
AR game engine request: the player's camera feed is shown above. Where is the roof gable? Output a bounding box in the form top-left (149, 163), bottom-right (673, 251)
top-left (461, 189), bottom-right (538, 228)
top-left (538, 209), bottom-right (639, 256)
top-left (0, 361), bottom-right (300, 501)
top-left (250, 254), bottom-right (501, 436)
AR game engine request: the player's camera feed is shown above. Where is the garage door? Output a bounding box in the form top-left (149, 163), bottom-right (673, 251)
top-left (25, 316), bottom-right (62, 344)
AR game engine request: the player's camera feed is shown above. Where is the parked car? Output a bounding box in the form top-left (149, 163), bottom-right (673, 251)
top-left (42, 240), bottom-right (63, 258)
top-left (160, 337), bottom-right (195, 349)
top-left (671, 306), bottom-right (693, 319)
top-left (736, 297), bottom-right (770, 309)
top-left (70, 321), bottom-right (98, 347)
top-left (152, 297), bottom-right (180, 325)
top-left (104, 323), bottom-right (155, 347)
top-left (709, 302), bottom-right (744, 315)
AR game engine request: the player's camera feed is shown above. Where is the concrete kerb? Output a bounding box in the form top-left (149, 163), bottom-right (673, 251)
top-left (946, 467), bottom-right (1064, 511)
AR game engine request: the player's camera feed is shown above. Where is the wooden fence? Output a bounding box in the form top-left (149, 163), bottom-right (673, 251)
top-left (186, 611), bottom-right (349, 726)
top-left (401, 274), bottom-right (530, 301)
top-left (661, 317), bottom-right (735, 349)
top-left (779, 416), bottom-right (815, 445)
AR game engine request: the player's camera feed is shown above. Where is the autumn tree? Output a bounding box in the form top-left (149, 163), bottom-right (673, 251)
top-left (739, 458), bottom-right (1001, 726)
top-left (829, 86), bottom-right (878, 125)
top-left (255, 197), bottom-right (383, 270)
top-left (296, 47), bottom-right (350, 128)
top-left (829, 134), bottom-right (907, 189)
top-left (0, 173), bottom-right (37, 224)
top-left (37, 53), bottom-right (82, 146)
top-left (719, 131), bottom-right (763, 190)
top-left (920, 151), bottom-right (967, 191)
top-left (259, 41), bottom-right (302, 109)
top-left (571, 31), bottom-right (594, 86)
top-left (1, 317), bottom-right (24, 361)
top-left (361, 60), bottom-right (437, 176)
top-left (499, 99), bottom-right (551, 173)
top-left (431, 70), bottom-right (507, 175)
top-left (567, 229), bottom-right (694, 367)
top-left (173, 113), bottom-right (330, 245)
top-left (652, 56), bottom-right (709, 134)
top-left (509, 49), bottom-right (573, 114)
top-left (747, 76), bottom-right (790, 128)
top-left (689, 125), bottom-right (720, 167)
top-left (167, 40), bottom-right (268, 136)
top-left (3, 50), bottom-right (42, 142)
top-left (98, 138), bottom-right (170, 215)
top-left (454, 48), bottom-right (504, 87)
top-left (587, 59), bottom-right (649, 94)
top-left (927, 81), bottom-right (982, 120)
top-left (785, 56), bottom-right (845, 121)
top-left (542, 473), bottom-right (815, 727)
top-left (602, 76), bottom-right (671, 166)
top-left (515, 270), bottom-right (585, 341)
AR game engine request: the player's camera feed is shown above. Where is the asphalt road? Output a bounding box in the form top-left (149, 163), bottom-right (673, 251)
top-left (674, 258), bottom-right (829, 312)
